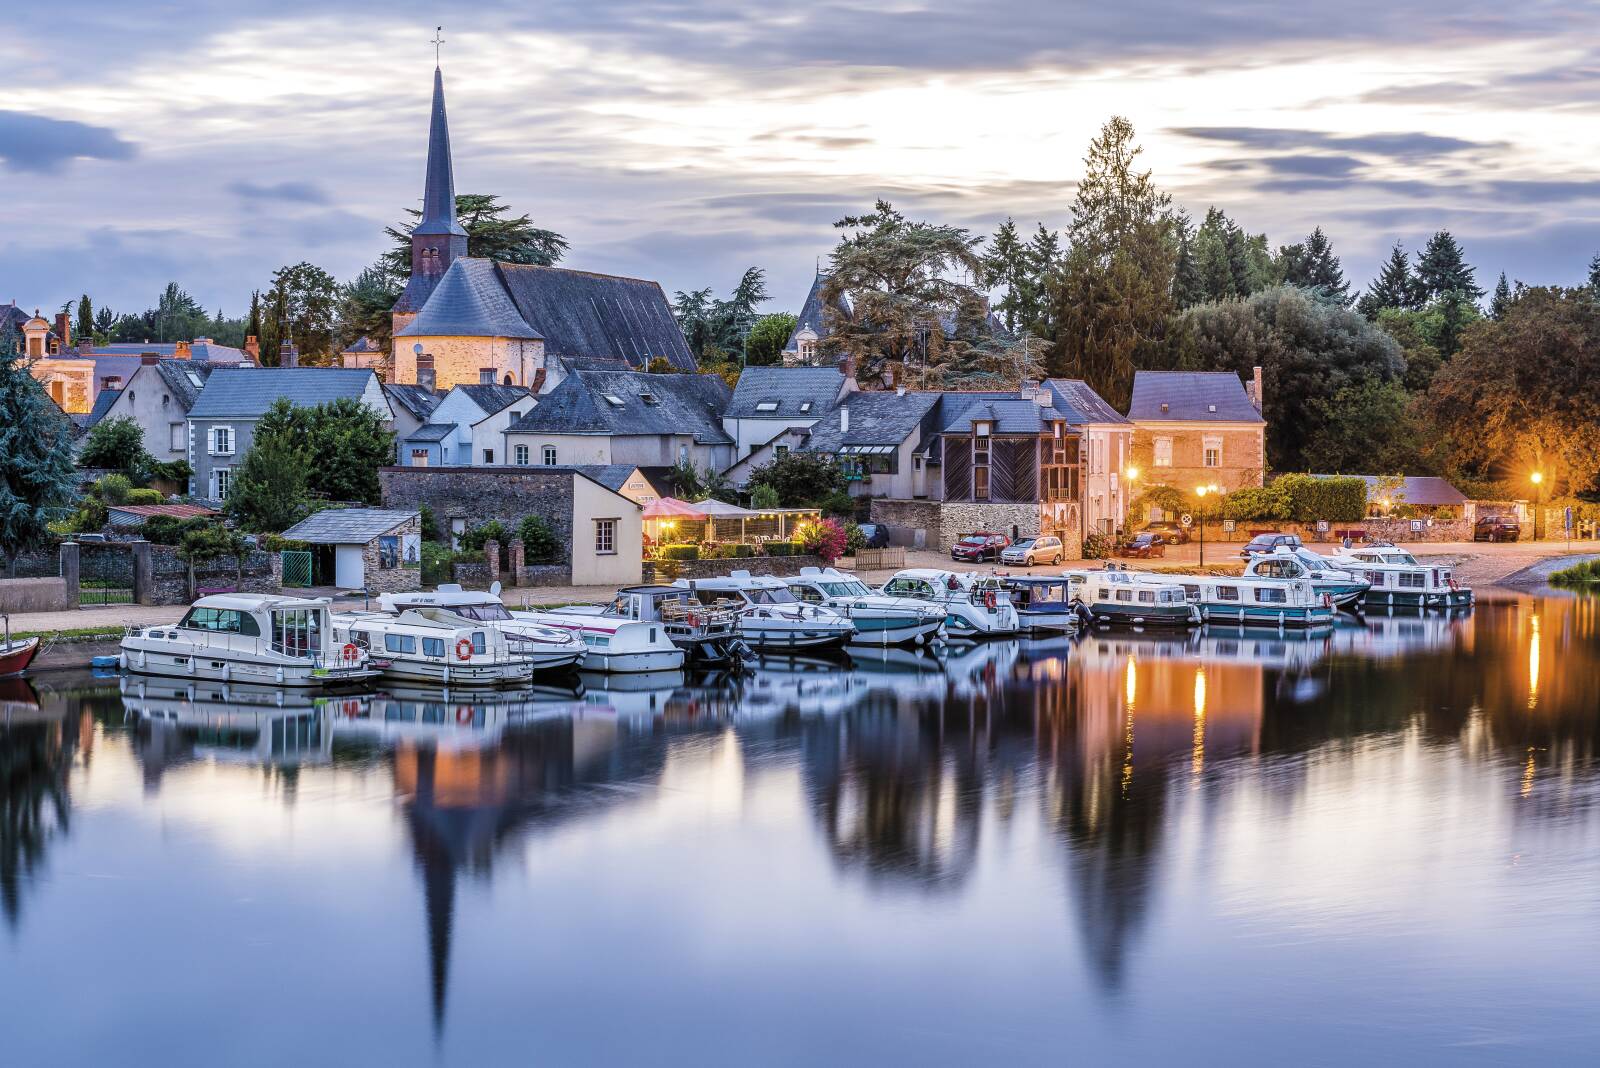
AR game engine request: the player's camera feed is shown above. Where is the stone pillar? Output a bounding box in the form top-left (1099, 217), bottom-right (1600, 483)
top-left (59, 541), bottom-right (80, 609)
top-left (507, 539), bottom-right (525, 587)
top-left (484, 539), bottom-right (501, 590)
top-left (131, 540), bottom-right (154, 605)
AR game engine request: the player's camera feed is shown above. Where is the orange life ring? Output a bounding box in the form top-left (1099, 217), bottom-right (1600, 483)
top-left (341, 642), bottom-right (359, 663)
top-left (455, 637), bottom-right (473, 661)
top-left (1321, 593), bottom-right (1333, 608)
top-left (984, 590), bottom-right (997, 610)
top-left (456, 707), bottom-right (473, 724)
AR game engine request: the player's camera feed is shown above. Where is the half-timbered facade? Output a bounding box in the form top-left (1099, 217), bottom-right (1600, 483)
top-left (939, 391), bottom-right (1082, 544)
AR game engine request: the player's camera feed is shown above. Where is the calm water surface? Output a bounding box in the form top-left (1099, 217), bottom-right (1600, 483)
top-left (3, 595), bottom-right (1599, 1066)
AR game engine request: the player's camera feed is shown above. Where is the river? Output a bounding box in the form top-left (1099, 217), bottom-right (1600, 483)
top-left (2, 593), bottom-right (1598, 1065)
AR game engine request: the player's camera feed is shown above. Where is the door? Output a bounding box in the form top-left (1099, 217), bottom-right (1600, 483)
top-left (334, 545), bottom-right (365, 590)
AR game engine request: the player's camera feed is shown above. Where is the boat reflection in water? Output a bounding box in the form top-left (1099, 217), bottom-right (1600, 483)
top-left (12, 596), bottom-right (1600, 1063)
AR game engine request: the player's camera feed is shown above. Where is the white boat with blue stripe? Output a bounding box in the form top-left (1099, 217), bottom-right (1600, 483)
top-left (879, 569), bottom-right (1019, 638)
top-left (783, 567), bottom-right (946, 646)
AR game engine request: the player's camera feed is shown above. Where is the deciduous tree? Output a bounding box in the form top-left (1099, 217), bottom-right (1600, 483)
top-left (745, 312), bottom-right (798, 366)
top-left (77, 417), bottom-right (152, 479)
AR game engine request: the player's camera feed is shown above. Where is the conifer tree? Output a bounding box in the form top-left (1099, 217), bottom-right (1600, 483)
top-left (1490, 272), bottom-right (1512, 319)
top-left (1587, 253), bottom-right (1600, 291)
top-left (1022, 223), bottom-right (1062, 338)
top-left (0, 327), bottom-right (77, 569)
top-left (1415, 230), bottom-right (1483, 302)
top-left (1357, 241), bottom-right (1421, 317)
top-left (982, 218), bottom-right (1029, 332)
top-left (1279, 227), bottom-right (1351, 305)
top-left (1170, 211), bottom-right (1204, 309)
top-left (75, 295), bottom-right (93, 343)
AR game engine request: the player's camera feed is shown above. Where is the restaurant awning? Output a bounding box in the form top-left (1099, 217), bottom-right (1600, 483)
top-left (642, 497), bottom-right (709, 519)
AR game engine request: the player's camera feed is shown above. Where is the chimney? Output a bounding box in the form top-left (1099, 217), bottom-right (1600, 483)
top-left (54, 312), bottom-right (70, 349)
top-left (896, 385), bottom-right (906, 398)
top-left (77, 338), bottom-right (93, 355)
top-left (840, 405), bottom-right (850, 434)
top-left (140, 354), bottom-right (160, 365)
top-left (1250, 365), bottom-right (1264, 412)
top-left (174, 340), bottom-right (192, 360)
top-left (243, 335), bottom-right (260, 361)
top-left (280, 340), bottom-right (299, 368)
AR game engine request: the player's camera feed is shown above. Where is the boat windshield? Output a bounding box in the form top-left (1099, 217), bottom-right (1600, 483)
top-left (270, 607), bottom-right (323, 658)
top-left (821, 581), bottom-right (871, 597)
top-left (747, 588), bottom-right (798, 605)
top-left (450, 602), bottom-right (515, 622)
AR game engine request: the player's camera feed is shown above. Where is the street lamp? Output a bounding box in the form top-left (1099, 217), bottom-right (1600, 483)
top-left (1531, 471), bottom-right (1545, 541)
top-left (1122, 467), bottom-right (1139, 534)
top-left (1195, 483), bottom-right (1220, 567)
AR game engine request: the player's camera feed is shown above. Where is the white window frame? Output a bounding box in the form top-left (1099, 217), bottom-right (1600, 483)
top-left (169, 423), bottom-right (185, 451)
top-left (594, 518), bottom-right (617, 555)
top-left (514, 444), bottom-right (530, 465)
top-left (1203, 436), bottom-right (1222, 468)
top-left (210, 426), bottom-right (233, 456)
top-left (482, 448), bottom-right (495, 465)
top-left (1153, 436), bottom-right (1172, 468)
top-left (542, 445), bottom-right (557, 466)
top-left (213, 467), bottom-right (233, 499)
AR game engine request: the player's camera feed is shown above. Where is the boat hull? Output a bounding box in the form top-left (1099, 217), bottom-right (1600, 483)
top-left (1086, 604), bottom-right (1199, 628)
top-left (1015, 608), bottom-right (1079, 634)
top-left (0, 637), bottom-right (40, 677)
top-left (844, 613), bottom-right (944, 646)
top-left (1360, 588), bottom-right (1474, 609)
top-left (1197, 604), bottom-right (1335, 628)
top-left (372, 655), bottom-right (581, 685)
top-left (579, 648), bottom-right (686, 673)
top-left (119, 641), bottom-right (378, 688)
top-left (738, 623), bottom-right (855, 652)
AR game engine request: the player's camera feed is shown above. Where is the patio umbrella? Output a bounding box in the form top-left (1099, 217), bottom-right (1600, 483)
top-left (643, 497), bottom-right (708, 519)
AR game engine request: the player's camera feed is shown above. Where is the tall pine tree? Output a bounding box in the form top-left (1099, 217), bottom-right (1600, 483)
top-left (1490, 272), bottom-right (1512, 319)
top-left (1415, 230), bottom-right (1483, 302)
top-left (1278, 226), bottom-right (1351, 305)
top-left (1022, 223), bottom-right (1062, 338)
top-left (982, 218), bottom-right (1029, 333)
top-left (75, 295), bottom-right (93, 343)
top-left (1587, 253), bottom-right (1600, 291)
top-left (1357, 241), bottom-right (1421, 318)
top-left (1171, 211), bottom-right (1205, 309)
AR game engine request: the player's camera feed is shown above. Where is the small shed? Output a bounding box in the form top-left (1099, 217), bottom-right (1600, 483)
top-left (280, 508), bottom-right (422, 592)
top-left (107, 503), bottom-right (220, 529)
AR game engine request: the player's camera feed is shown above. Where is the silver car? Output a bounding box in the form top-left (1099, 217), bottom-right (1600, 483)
top-left (1000, 535), bottom-right (1064, 566)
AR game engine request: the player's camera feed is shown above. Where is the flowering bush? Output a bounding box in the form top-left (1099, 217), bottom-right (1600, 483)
top-left (797, 517), bottom-right (848, 564)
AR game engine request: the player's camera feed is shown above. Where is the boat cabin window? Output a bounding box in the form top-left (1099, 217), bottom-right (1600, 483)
top-left (1115, 589), bottom-right (1133, 603)
top-left (451, 603), bottom-right (514, 622)
top-left (471, 632), bottom-right (487, 654)
top-left (746, 588), bottom-right (797, 605)
top-left (885, 578), bottom-right (935, 597)
top-left (385, 633), bottom-right (417, 654)
top-left (1161, 590), bottom-right (1183, 604)
top-left (610, 595), bottom-right (640, 619)
top-left (788, 584), bottom-right (824, 604)
top-left (1399, 572), bottom-right (1425, 589)
top-left (180, 606), bottom-right (258, 636)
top-left (822, 580), bottom-right (870, 598)
top-left (422, 637), bottom-right (445, 658)
top-left (1215, 585), bottom-right (1241, 602)
top-left (1254, 560), bottom-right (1300, 579)
top-left (1137, 590), bottom-right (1155, 604)
top-left (270, 608), bottom-right (322, 657)
top-left (1182, 583), bottom-right (1201, 599)
top-left (1254, 586), bottom-right (1288, 604)
top-left (1365, 570), bottom-right (1387, 587)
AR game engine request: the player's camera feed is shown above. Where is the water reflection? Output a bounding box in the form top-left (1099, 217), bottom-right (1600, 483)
top-left (4, 596), bottom-right (1600, 1061)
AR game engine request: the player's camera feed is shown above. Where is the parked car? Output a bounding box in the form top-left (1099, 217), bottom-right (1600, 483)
top-left (1001, 535), bottom-right (1065, 567)
top-left (1120, 533), bottom-right (1167, 559)
top-left (1474, 515), bottom-right (1521, 542)
top-left (855, 523), bottom-right (891, 549)
top-left (950, 532), bottom-right (1010, 563)
top-left (1239, 532), bottom-right (1304, 558)
top-left (1142, 521), bottom-right (1190, 545)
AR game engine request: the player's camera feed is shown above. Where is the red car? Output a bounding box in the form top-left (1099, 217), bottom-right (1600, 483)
top-left (1119, 532), bottom-right (1167, 559)
top-left (951, 532), bottom-right (1010, 563)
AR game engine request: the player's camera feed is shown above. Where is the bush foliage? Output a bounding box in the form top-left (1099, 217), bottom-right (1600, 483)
top-left (1274, 473), bottom-right (1367, 522)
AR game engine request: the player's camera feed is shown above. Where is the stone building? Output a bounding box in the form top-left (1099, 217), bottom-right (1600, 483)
top-left (399, 383), bottom-right (535, 466)
top-left (379, 465), bottom-right (643, 587)
top-left (937, 389), bottom-right (1083, 550)
top-left (280, 508), bottom-right (423, 593)
top-left (1126, 369), bottom-right (1266, 512)
top-left (387, 64), bottom-right (695, 391)
top-left (781, 271), bottom-right (851, 365)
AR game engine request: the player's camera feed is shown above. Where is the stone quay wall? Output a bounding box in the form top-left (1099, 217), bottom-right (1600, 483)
top-left (643, 554), bottom-right (825, 583)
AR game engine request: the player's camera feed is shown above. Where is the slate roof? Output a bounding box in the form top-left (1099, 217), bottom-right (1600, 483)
top-left (496, 264), bottom-right (698, 371)
top-left (800, 390), bottom-right (941, 453)
top-left (455, 382), bottom-right (532, 415)
top-left (384, 383), bottom-right (441, 422)
top-left (281, 508), bottom-right (419, 544)
top-left (570, 464), bottom-right (641, 492)
top-left (783, 272), bottom-right (851, 352)
top-left (188, 368), bottom-right (381, 419)
top-left (396, 258), bottom-right (540, 339)
top-left (108, 504), bottom-right (219, 520)
top-left (87, 341), bottom-right (251, 363)
top-left (153, 359), bottom-right (215, 410)
top-left (405, 422), bottom-right (456, 443)
top-left (1128, 371), bottom-right (1263, 422)
top-left (1044, 378), bottom-right (1128, 425)
top-left (1349, 475), bottom-right (1467, 507)
top-left (414, 67), bottom-right (467, 239)
top-left (507, 370), bottom-right (733, 444)
top-left (938, 394), bottom-right (1071, 434)
top-left (725, 366), bottom-right (844, 419)
top-left (343, 336), bottom-right (381, 354)
top-left (85, 387), bottom-right (120, 428)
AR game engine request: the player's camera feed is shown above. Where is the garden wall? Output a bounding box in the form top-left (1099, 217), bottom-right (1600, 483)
top-left (1178, 517), bottom-right (1473, 545)
top-left (148, 545), bottom-right (277, 604)
top-left (643, 554), bottom-right (825, 583)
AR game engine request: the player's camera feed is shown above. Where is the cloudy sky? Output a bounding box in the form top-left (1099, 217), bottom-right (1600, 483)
top-left (4, 1), bottom-right (1599, 321)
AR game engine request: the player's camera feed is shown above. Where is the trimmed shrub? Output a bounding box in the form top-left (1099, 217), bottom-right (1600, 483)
top-left (749, 484), bottom-right (780, 510)
top-left (517, 514), bottom-right (562, 564)
top-left (257, 533), bottom-right (310, 553)
top-left (1082, 532), bottom-right (1115, 560)
top-left (1275, 473), bottom-right (1367, 523)
top-left (1221, 484), bottom-right (1292, 522)
top-left (763, 541), bottom-right (802, 557)
top-left (125, 488), bottom-right (163, 505)
top-left (659, 544), bottom-right (700, 561)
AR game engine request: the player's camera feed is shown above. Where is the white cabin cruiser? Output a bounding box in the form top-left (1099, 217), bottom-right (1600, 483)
top-left (561, 585), bottom-right (744, 665)
top-left (1329, 544), bottom-right (1473, 609)
top-left (119, 594), bottom-right (380, 688)
top-left (1242, 546), bottom-right (1370, 609)
top-left (1169, 574), bottom-right (1336, 629)
top-left (333, 608), bottom-right (579, 685)
top-left (879, 569), bottom-right (1019, 638)
top-left (783, 567), bottom-right (946, 646)
top-left (1069, 569), bottom-right (1200, 628)
top-left (674, 571), bottom-right (856, 653)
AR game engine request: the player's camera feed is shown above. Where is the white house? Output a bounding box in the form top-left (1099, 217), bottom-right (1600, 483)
top-left (398, 383), bottom-right (535, 467)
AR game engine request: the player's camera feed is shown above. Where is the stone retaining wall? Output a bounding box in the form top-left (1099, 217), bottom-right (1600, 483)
top-left (451, 561), bottom-right (492, 589)
top-left (1180, 517), bottom-right (1473, 544)
top-left (868, 499), bottom-right (943, 549)
top-left (516, 564), bottom-right (573, 587)
top-left (644, 554), bottom-right (825, 583)
top-left (149, 545), bottom-right (276, 604)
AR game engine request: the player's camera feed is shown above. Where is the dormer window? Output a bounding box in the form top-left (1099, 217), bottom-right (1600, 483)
top-left (974, 421), bottom-right (991, 437)
top-left (1160, 402), bottom-right (1170, 414)
top-left (604, 394), bottom-right (625, 407)
top-left (640, 393), bottom-right (658, 406)
top-left (1207, 404), bottom-right (1217, 413)
top-left (799, 401), bottom-right (812, 413)
top-left (755, 400), bottom-right (779, 413)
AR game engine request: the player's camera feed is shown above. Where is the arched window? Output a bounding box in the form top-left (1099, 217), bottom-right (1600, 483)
top-left (542, 445), bottom-right (557, 466)
top-left (503, 373), bottom-right (515, 385)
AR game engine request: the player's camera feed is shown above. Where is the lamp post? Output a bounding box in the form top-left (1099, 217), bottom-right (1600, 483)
top-left (1123, 466), bottom-right (1139, 535)
top-left (1195, 483), bottom-right (1220, 567)
top-left (1531, 470), bottom-right (1545, 541)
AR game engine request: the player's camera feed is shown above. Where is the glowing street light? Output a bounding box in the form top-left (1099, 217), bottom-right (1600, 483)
top-left (1194, 484), bottom-right (1220, 566)
top-left (1531, 470), bottom-right (1546, 540)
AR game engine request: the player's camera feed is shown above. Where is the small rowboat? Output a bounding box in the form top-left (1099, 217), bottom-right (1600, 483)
top-left (0, 615), bottom-right (40, 677)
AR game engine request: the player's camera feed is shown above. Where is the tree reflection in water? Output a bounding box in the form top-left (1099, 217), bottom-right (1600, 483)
top-left (0, 680), bottom-right (91, 930)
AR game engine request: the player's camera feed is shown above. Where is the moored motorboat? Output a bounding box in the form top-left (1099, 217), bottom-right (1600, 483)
top-left (1071, 568), bottom-right (1200, 627)
top-left (1002, 575), bottom-right (1087, 634)
top-left (1170, 574), bottom-right (1336, 629)
top-left (0, 615), bottom-right (40, 677)
top-left (783, 566), bottom-right (946, 646)
top-left (333, 608), bottom-right (579, 685)
top-left (673, 571), bottom-right (856, 653)
top-left (1242, 546), bottom-right (1370, 609)
top-left (879, 569), bottom-right (1020, 638)
top-left (119, 594), bottom-right (380, 688)
top-left (1329, 544), bottom-right (1473, 609)
top-left (563, 585), bottom-right (744, 664)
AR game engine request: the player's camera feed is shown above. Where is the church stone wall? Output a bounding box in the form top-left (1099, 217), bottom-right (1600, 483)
top-left (392, 336), bottom-right (546, 391)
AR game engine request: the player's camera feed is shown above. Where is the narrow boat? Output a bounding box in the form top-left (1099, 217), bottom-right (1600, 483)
top-left (119, 594), bottom-right (380, 688)
top-left (0, 615), bottom-right (40, 677)
top-left (783, 566), bottom-right (947, 646)
top-left (1241, 546), bottom-right (1370, 608)
top-left (879, 569), bottom-right (1020, 638)
top-left (561, 584), bottom-right (744, 665)
top-left (381, 585), bottom-right (678, 674)
top-left (673, 571), bottom-right (856, 653)
top-left (1072, 569), bottom-right (1200, 627)
top-left (333, 608), bottom-right (580, 685)
top-left (1328, 544), bottom-right (1473, 609)
top-left (1002, 575), bottom-right (1088, 634)
top-left (1170, 574), bottom-right (1336, 629)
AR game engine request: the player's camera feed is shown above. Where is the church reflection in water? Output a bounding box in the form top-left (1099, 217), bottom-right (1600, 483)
top-left (7, 595), bottom-right (1600, 1035)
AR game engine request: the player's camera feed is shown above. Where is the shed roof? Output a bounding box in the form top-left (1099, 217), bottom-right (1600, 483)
top-left (281, 508), bottom-right (419, 544)
top-left (800, 390), bottom-right (940, 453)
top-left (188, 368), bottom-right (382, 419)
top-left (726, 366), bottom-right (844, 419)
top-left (570, 464), bottom-right (642, 491)
top-left (1127, 371), bottom-right (1263, 422)
top-left (405, 422), bottom-right (456, 443)
top-left (107, 503), bottom-right (219, 520)
top-left (507, 369), bottom-right (732, 444)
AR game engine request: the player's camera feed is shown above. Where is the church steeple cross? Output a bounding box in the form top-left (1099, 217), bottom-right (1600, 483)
top-left (432, 25), bottom-right (445, 67)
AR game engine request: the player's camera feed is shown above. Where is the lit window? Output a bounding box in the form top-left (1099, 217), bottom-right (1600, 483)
top-left (1154, 437), bottom-right (1172, 467)
top-left (595, 518), bottom-right (617, 554)
top-left (542, 445), bottom-right (557, 466)
top-left (514, 444), bottom-right (529, 465)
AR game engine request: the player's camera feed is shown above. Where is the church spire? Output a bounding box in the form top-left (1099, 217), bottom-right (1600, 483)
top-left (415, 65), bottom-right (467, 238)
